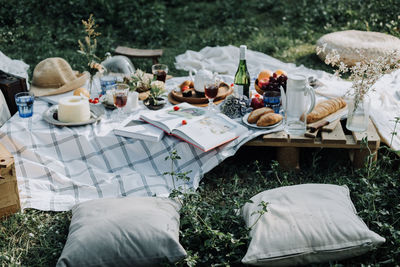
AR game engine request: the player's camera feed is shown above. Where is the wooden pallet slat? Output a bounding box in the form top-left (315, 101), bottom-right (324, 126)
top-left (352, 119), bottom-right (380, 146)
top-left (263, 131), bottom-right (289, 143)
top-left (321, 122), bottom-right (347, 144)
top-left (289, 134), bottom-right (315, 143)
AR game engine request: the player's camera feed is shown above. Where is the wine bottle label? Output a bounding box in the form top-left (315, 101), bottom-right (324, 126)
top-left (234, 84), bottom-right (244, 96)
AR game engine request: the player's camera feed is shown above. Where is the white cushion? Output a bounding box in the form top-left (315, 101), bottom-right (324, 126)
top-left (316, 30), bottom-right (400, 66)
top-left (241, 184), bottom-right (385, 266)
top-left (57, 197), bottom-right (187, 267)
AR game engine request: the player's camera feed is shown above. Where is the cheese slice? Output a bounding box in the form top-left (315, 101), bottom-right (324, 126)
top-left (58, 96), bottom-right (90, 123)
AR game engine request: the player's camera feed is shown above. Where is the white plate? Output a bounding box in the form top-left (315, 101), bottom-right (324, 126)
top-left (43, 104), bottom-right (104, 126)
top-left (242, 112), bottom-right (283, 129)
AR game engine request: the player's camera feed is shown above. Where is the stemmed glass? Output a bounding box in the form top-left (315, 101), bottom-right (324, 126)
top-left (204, 80), bottom-right (219, 112)
top-left (151, 64), bottom-right (168, 83)
top-left (112, 83), bottom-right (129, 122)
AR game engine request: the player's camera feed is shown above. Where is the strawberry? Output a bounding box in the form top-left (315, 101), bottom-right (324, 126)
top-left (174, 106), bottom-right (180, 111)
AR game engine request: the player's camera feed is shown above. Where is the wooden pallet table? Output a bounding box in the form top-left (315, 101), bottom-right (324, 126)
top-left (245, 119), bottom-right (380, 170)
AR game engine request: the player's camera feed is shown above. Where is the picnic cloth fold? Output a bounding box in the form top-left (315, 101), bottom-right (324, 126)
top-left (175, 45), bottom-right (400, 151)
top-left (0, 77), bottom-right (281, 211)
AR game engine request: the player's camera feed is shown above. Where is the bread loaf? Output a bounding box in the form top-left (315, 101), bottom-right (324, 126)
top-left (257, 113), bottom-right (283, 127)
top-left (306, 97), bottom-right (346, 123)
top-left (247, 107), bottom-right (274, 124)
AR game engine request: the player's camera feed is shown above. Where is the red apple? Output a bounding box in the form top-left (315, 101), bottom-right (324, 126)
top-left (251, 97), bottom-right (264, 110)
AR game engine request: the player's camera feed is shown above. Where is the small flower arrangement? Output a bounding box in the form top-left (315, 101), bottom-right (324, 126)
top-left (78, 14), bottom-right (104, 93)
top-left (148, 80), bottom-right (166, 105)
top-left (124, 69), bottom-right (153, 92)
top-left (316, 45), bottom-right (400, 106)
top-left (317, 44), bottom-right (400, 131)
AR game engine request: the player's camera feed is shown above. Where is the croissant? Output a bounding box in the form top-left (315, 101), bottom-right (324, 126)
top-left (257, 113), bottom-right (283, 127)
top-left (306, 97), bottom-right (346, 123)
top-left (248, 107), bottom-right (274, 124)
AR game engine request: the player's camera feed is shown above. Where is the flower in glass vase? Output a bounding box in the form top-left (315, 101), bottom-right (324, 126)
top-left (317, 45), bottom-right (400, 132)
top-left (77, 14), bottom-right (103, 96)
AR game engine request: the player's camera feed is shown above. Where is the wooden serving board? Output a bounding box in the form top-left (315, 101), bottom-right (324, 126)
top-left (168, 92), bottom-right (228, 107)
top-left (169, 85), bottom-right (233, 106)
top-left (170, 84), bottom-right (233, 104)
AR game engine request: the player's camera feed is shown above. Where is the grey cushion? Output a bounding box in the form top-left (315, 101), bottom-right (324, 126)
top-left (57, 197), bottom-right (186, 267)
top-left (241, 184), bottom-right (385, 266)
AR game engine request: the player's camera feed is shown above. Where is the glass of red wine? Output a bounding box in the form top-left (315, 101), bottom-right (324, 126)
top-left (151, 64), bottom-right (168, 83)
top-left (204, 81), bottom-right (219, 112)
top-left (112, 83), bottom-right (129, 121)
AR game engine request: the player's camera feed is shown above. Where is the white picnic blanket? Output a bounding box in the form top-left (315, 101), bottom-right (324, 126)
top-left (2, 46), bottom-right (400, 212)
top-left (176, 45), bottom-right (400, 151)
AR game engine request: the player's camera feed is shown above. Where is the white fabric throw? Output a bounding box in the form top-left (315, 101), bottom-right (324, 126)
top-left (0, 51), bottom-right (30, 126)
top-left (175, 45), bottom-right (400, 151)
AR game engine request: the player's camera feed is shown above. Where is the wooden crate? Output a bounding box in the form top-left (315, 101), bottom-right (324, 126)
top-left (245, 119), bottom-right (380, 170)
top-left (0, 143), bottom-right (20, 218)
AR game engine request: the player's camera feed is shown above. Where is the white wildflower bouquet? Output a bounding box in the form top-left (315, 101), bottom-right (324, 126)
top-left (316, 45), bottom-right (400, 109)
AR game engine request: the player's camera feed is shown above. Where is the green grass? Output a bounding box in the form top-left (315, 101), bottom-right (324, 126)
top-left (1, 0), bottom-right (400, 265)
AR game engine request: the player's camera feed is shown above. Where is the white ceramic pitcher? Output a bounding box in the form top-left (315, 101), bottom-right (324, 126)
top-left (189, 68), bottom-right (218, 94)
top-left (283, 74), bottom-right (315, 135)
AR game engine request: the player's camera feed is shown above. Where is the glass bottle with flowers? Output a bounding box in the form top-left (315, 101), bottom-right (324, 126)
top-left (317, 45), bottom-right (400, 132)
top-left (78, 14), bottom-right (103, 97)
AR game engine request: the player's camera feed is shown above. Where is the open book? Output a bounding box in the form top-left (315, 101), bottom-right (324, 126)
top-left (139, 103), bottom-right (248, 152)
top-left (114, 115), bottom-right (165, 142)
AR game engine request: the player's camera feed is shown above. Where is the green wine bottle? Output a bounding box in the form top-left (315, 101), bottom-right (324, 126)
top-left (234, 45), bottom-right (250, 98)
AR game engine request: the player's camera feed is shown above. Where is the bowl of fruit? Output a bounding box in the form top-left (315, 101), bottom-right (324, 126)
top-left (254, 69), bottom-right (287, 95)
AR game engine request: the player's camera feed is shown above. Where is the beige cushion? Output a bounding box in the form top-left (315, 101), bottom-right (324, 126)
top-left (241, 184), bottom-right (385, 266)
top-left (316, 30), bottom-right (400, 66)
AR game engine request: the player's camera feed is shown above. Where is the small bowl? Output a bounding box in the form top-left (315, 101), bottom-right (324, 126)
top-left (143, 97), bottom-right (166, 110)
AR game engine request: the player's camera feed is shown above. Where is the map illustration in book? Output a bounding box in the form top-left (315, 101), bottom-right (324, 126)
top-left (140, 103), bottom-right (248, 151)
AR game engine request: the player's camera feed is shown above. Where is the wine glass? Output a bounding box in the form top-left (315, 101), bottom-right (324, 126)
top-left (204, 81), bottom-right (219, 112)
top-left (112, 83), bottom-right (129, 122)
top-left (151, 64), bottom-right (168, 83)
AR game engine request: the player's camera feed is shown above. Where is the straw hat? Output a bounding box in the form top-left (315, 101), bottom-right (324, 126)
top-left (30, 58), bottom-right (89, 96)
top-left (316, 30), bottom-right (400, 66)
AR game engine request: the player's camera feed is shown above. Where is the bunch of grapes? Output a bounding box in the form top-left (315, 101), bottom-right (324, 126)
top-left (262, 73), bottom-right (288, 92)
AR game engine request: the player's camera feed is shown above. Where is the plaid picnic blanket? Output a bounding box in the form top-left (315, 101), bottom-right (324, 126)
top-left (0, 81), bottom-right (282, 211)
